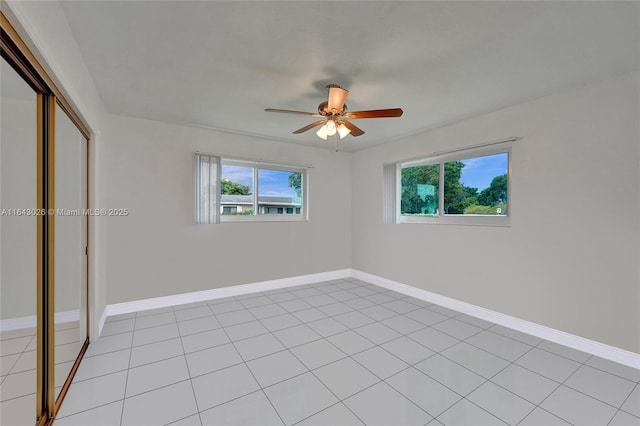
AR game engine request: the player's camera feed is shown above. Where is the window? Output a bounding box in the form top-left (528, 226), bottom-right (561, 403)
top-left (400, 163), bottom-right (439, 217)
top-left (443, 153), bottom-right (508, 216)
top-left (394, 143), bottom-right (511, 226)
top-left (220, 163), bottom-right (254, 216)
top-left (257, 168), bottom-right (302, 216)
top-left (195, 153), bottom-right (307, 223)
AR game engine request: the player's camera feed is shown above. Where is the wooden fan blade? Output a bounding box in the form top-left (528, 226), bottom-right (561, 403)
top-left (327, 85), bottom-right (349, 114)
top-left (341, 120), bottom-right (365, 137)
top-left (344, 108), bottom-right (403, 119)
top-left (265, 108), bottom-right (323, 117)
top-left (292, 120), bottom-right (326, 134)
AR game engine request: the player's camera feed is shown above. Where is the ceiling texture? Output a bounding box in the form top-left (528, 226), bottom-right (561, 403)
top-left (59, 1), bottom-right (639, 152)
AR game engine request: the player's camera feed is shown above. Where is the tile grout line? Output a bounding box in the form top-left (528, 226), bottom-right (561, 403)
top-left (244, 281), bottom-right (381, 424)
top-left (75, 278), bottom-right (638, 426)
top-left (302, 282), bottom-right (577, 424)
top-left (290, 400), bottom-right (366, 426)
top-left (118, 313), bottom-right (137, 425)
top-left (247, 281), bottom-right (432, 425)
top-left (227, 276), bottom-right (613, 423)
top-left (344, 284), bottom-right (636, 423)
top-left (514, 339), bottom-right (585, 426)
top-left (104, 282), bottom-right (616, 383)
top-left (469, 336), bottom-right (559, 425)
top-left (607, 382), bottom-right (640, 425)
top-left (262, 284), bottom-right (398, 425)
top-left (1, 332), bottom-right (37, 379)
top-left (174, 305), bottom-right (204, 426)
top-left (530, 348), bottom-right (636, 424)
top-left (204, 301), bottom-right (287, 426)
top-left (479, 327), bottom-right (620, 426)
top-left (69, 317), bottom-right (612, 425)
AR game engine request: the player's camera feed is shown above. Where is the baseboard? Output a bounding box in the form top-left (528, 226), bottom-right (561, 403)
top-left (351, 269), bottom-right (640, 370)
top-left (99, 267), bottom-right (638, 370)
top-left (97, 308), bottom-right (108, 340)
top-left (104, 269), bottom-right (352, 318)
top-left (0, 310), bottom-right (80, 332)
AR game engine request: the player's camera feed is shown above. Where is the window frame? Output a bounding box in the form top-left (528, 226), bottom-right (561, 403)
top-left (218, 158), bottom-right (309, 223)
top-left (398, 144), bottom-right (511, 227)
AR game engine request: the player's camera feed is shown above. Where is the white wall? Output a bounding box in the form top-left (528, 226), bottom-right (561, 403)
top-left (352, 72), bottom-right (640, 353)
top-left (103, 114), bottom-right (352, 304)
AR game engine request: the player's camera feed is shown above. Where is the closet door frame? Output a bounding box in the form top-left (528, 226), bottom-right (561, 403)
top-left (1, 12), bottom-right (92, 425)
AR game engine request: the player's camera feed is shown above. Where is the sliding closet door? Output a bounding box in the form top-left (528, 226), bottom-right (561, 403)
top-left (0, 56), bottom-right (39, 426)
top-left (2, 11), bottom-right (93, 423)
top-left (53, 103), bottom-right (88, 403)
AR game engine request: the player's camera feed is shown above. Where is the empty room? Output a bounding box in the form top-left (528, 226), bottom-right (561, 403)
top-left (0, 1), bottom-right (638, 425)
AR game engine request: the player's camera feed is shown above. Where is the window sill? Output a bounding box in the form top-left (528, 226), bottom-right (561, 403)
top-left (221, 214), bottom-right (307, 223)
top-left (400, 215), bottom-right (510, 227)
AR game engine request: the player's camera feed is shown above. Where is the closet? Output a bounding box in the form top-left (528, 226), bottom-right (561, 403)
top-left (1, 14), bottom-right (90, 426)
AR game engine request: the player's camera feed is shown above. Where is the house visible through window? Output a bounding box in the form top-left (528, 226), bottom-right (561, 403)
top-left (195, 153), bottom-right (307, 223)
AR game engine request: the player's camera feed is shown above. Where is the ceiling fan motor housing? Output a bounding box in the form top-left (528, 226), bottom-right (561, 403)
top-left (318, 101), bottom-right (348, 116)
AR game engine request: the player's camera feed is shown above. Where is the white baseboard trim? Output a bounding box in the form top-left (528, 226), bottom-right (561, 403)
top-left (351, 269), bottom-right (640, 370)
top-left (97, 308), bottom-right (108, 340)
top-left (104, 269), bottom-right (352, 318)
top-left (100, 267), bottom-right (638, 370)
top-left (0, 310), bottom-right (80, 332)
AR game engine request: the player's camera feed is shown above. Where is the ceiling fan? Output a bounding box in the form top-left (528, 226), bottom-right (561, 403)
top-left (265, 84), bottom-right (403, 141)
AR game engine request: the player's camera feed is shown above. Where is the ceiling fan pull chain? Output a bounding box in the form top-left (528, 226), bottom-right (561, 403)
top-left (335, 135), bottom-right (339, 152)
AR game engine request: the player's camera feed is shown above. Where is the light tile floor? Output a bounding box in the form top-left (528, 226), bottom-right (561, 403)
top-left (54, 279), bottom-right (639, 426)
top-left (0, 320), bottom-right (84, 426)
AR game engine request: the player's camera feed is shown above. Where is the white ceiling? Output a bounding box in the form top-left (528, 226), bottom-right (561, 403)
top-left (59, 1), bottom-right (639, 152)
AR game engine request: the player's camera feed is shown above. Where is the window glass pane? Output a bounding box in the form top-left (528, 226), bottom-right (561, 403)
top-left (257, 169), bottom-right (302, 215)
top-left (444, 152), bottom-right (508, 215)
top-left (220, 164), bottom-right (253, 215)
top-left (401, 164), bottom-right (439, 216)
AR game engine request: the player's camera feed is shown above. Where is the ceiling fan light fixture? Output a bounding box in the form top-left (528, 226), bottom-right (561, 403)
top-left (316, 125), bottom-right (328, 140)
top-left (325, 120), bottom-right (337, 136)
top-left (337, 123), bottom-right (351, 139)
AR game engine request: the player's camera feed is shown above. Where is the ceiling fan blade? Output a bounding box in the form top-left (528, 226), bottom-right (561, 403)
top-left (344, 108), bottom-right (404, 119)
top-left (265, 108), bottom-right (323, 117)
top-left (341, 120), bottom-right (365, 137)
top-left (292, 120), bottom-right (326, 134)
top-left (326, 85), bottom-right (349, 114)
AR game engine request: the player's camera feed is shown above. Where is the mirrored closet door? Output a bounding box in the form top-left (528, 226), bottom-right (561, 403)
top-left (1, 14), bottom-right (91, 425)
top-left (0, 53), bottom-right (39, 426)
top-left (54, 103), bottom-right (88, 403)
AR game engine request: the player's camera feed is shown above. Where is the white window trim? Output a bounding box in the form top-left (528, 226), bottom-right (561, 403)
top-left (398, 142), bottom-right (512, 227)
top-left (218, 158), bottom-right (309, 223)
